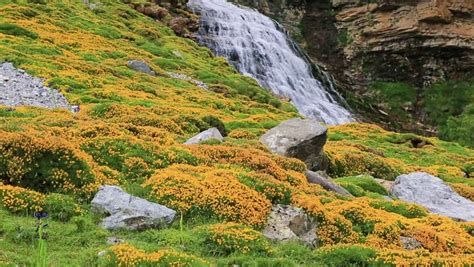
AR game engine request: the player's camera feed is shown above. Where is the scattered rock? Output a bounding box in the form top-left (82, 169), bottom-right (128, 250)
top-left (106, 236), bottom-right (124, 245)
top-left (0, 62), bottom-right (70, 110)
top-left (167, 72), bottom-right (208, 90)
top-left (127, 60), bottom-right (156, 76)
top-left (91, 185), bottom-right (176, 230)
top-left (262, 205), bottom-right (318, 248)
top-left (71, 105), bottom-right (80, 113)
top-left (391, 172), bottom-right (474, 221)
top-left (184, 127), bottom-right (224, 145)
top-left (400, 236), bottom-right (423, 250)
top-left (306, 170), bottom-right (352, 197)
top-left (260, 118), bottom-right (328, 171)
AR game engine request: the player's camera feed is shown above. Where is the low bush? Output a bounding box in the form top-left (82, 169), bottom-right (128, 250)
top-left (196, 222), bottom-right (271, 256)
top-left (335, 175), bottom-right (388, 195)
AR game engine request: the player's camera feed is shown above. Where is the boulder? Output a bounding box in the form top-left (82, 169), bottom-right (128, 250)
top-left (91, 185), bottom-right (176, 230)
top-left (391, 172), bottom-right (474, 221)
top-left (262, 205), bottom-right (318, 248)
top-left (305, 170), bottom-right (352, 197)
top-left (400, 236), bottom-right (422, 250)
top-left (184, 127), bottom-right (223, 144)
top-left (260, 118), bottom-right (328, 171)
top-left (127, 60), bottom-right (156, 76)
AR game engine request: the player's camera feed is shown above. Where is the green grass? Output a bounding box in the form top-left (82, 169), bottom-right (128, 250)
top-left (335, 175), bottom-right (388, 196)
top-left (0, 23), bottom-right (38, 39)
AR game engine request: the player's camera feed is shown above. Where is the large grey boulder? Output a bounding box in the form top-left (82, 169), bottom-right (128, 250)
top-left (260, 118), bottom-right (328, 171)
top-left (262, 205), bottom-right (318, 248)
top-left (91, 185), bottom-right (176, 230)
top-left (127, 60), bottom-right (156, 76)
top-left (391, 172), bottom-right (474, 221)
top-left (184, 127), bottom-right (224, 144)
top-left (306, 170), bottom-right (353, 197)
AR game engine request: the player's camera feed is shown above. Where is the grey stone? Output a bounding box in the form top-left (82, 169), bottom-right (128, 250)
top-left (262, 205), bottom-right (318, 248)
top-left (400, 236), bottom-right (423, 250)
top-left (167, 72), bottom-right (208, 90)
top-left (391, 172), bottom-right (474, 221)
top-left (260, 118), bottom-right (328, 171)
top-left (106, 236), bottom-right (124, 245)
top-left (306, 170), bottom-right (352, 197)
top-left (91, 185), bottom-right (176, 230)
top-left (0, 62), bottom-right (70, 110)
top-left (184, 127), bottom-right (224, 145)
top-left (127, 60), bottom-right (156, 76)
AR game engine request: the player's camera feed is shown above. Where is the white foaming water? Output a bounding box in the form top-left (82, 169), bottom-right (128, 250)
top-left (188, 0), bottom-right (354, 125)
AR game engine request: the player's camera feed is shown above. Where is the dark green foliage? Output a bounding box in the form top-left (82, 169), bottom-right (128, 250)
top-left (43, 194), bottom-right (79, 222)
top-left (0, 23), bottom-right (38, 39)
top-left (370, 82), bottom-right (416, 120)
top-left (238, 174), bottom-right (292, 204)
top-left (202, 115), bottom-right (227, 136)
top-left (439, 104), bottom-right (474, 148)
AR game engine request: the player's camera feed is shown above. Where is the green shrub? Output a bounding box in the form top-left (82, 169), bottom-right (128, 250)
top-left (338, 182), bottom-right (366, 197)
top-left (43, 194), bottom-right (81, 222)
top-left (369, 200), bottom-right (427, 219)
top-left (0, 23), bottom-right (38, 39)
top-left (202, 115), bottom-right (227, 136)
top-left (439, 104), bottom-right (474, 148)
top-left (335, 175), bottom-right (388, 195)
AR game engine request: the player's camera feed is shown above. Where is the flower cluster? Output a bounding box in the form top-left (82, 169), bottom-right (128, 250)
top-left (107, 243), bottom-right (207, 267)
top-left (196, 222), bottom-right (271, 256)
top-left (143, 164), bottom-right (272, 226)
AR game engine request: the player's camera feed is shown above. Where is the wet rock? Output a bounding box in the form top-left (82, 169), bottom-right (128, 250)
top-left (391, 172), bottom-right (474, 221)
top-left (262, 205), bottom-right (318, 248)
top-left (127, 60), bottom-right (156, 76)
top-left (91, 185), bottom-right (176, 231)
top-left (306, 170), bottom-right (352, 197)
top-left (260, 118), bottom-right (328, 171)
top-left (184, 127), bottom-right (223, 144)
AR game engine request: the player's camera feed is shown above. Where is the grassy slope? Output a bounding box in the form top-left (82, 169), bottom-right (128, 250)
top-left (0, 0), bottom-right (473, 266)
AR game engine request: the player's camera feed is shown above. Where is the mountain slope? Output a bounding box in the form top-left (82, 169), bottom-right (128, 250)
top-left (0, 0), bottom-right (473, 266)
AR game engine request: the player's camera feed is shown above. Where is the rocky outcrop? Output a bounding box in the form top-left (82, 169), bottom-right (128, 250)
top-left (262, 205), bottom-right (318, 248)
top-left (231, 0), bottom-right (473, 133)
top-left (0, 62), bottom-right (70, 110)
top-left (391, 172), bottom-right (474, 221)
top-left (306, 170), bottom-right (352, 197)
top-left (260, 118), bottom-right (328, 171)
top-left (91, 185), bottom-right (176, 230)
top-left (184, 127), bottom-right (223, 144)
top-left (127, 60), bottom-right (156, 76)
top-left (400, 236), bottom-right (423, 250)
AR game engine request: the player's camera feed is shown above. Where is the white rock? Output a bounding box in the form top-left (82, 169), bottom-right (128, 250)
top-left (184, 127), bottom-right (224, 144)
top-left (262, 205), bottom-right (318, 248)
top-left (391, 172), bottom-right (474, 221)
top-left (91, 185), bottom-right (176, 230)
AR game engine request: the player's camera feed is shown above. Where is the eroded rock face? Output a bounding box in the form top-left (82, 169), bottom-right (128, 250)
top-left (262, 205), bottom-right (318, 248)
top-left (184, 127), bottom-right (223, 144)
top-left (260, 118), bottom-right (328, 171)
top-left (391, 172), bottom-right (474, 221)
top-left (91, 185), bottom-right (176, 230)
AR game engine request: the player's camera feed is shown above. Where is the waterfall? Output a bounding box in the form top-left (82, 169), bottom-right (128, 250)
top-left (188, 0), bottom-right (355, 125)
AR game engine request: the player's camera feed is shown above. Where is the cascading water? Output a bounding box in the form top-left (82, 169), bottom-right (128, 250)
top-left (188, 0), bottom-right (354, 125)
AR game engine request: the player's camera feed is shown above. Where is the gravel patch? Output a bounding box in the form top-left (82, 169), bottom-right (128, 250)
top-left (0, 62), bottom-right (70, 110)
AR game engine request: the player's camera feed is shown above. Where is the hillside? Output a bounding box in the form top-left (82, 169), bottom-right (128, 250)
top-left (0, 0), bottom-right (473, 266)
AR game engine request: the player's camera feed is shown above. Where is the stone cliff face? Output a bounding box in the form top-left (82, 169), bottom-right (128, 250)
top-left (230, 0), bottom-right (474, 133)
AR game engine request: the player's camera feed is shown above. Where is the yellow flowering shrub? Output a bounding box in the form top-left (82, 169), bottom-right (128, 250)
top-left (451, 183), bottom-right (474, 201)
top-left (376, 249), bottom-right (474, 266)
top-left (0, 131), bottom-right (103, 195)
top-left (143, 165), bottom-right (271, 226)
top-left (106, 243), bottom-right (207, 267)
top-left (196, 222), bottom-right (271, 256)
top-left (0, 185), bottom-right (45, 213)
